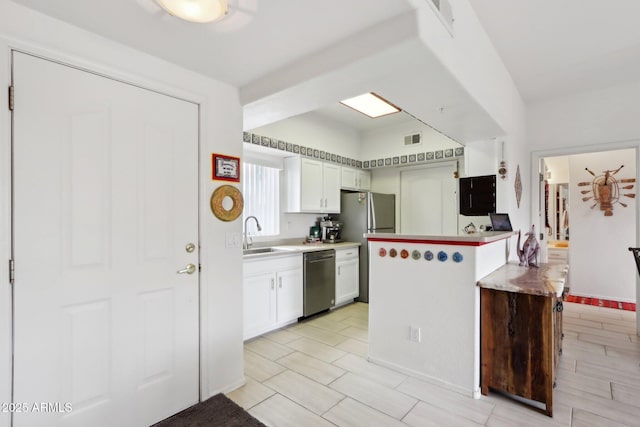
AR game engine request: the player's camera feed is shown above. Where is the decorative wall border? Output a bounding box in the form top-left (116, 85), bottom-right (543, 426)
top-left (243, 131), bottom-right (464, 170)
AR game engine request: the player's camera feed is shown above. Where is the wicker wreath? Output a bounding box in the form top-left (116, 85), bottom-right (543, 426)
top-left (210, 185), bottom-right (244, 222)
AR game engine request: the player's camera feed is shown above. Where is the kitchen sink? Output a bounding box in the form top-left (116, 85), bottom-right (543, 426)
top-left (243, 247), bottom-right (292, 256)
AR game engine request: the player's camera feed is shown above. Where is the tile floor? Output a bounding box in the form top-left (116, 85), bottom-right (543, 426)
top-left (227, 302), bottom-right (639, 426)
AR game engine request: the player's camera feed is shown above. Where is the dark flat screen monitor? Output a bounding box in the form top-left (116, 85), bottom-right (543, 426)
top-left (489, 213), bottom-right (513, 231)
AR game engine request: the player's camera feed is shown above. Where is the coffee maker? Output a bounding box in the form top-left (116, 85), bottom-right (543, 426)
top-left (320, 217), bottom-right (343, 243)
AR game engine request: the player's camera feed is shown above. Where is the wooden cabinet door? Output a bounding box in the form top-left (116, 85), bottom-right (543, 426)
top-left (276, 268), bottom-right (303, 324)
top-left (481, 288), bottom-right (555, 416)
top-left (244, 272), bottom-right (276, 339)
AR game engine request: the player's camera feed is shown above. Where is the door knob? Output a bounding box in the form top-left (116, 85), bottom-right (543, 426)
top-left (177, 263), bottom-right (196, 275)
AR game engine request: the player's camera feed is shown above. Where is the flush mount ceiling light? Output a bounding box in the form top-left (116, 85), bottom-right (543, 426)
top-left (155, 0), bottom-right (228, 23)
top-left (340, 92), bottom-right (401, 118)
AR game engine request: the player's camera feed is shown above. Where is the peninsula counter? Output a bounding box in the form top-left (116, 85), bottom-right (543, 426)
top-left (365, 231), bottom-right (514, 398)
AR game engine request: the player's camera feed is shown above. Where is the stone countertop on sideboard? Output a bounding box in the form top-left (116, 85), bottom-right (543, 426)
top-left (477, 262), bottom-right (569, 297)
top-left (364, 231), bottom-right (516, 245)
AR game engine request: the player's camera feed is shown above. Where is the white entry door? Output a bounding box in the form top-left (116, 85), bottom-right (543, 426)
top-left (400, 162), bottom-right (458, 235)
top-left (12, 52), bottom-right (200, 427)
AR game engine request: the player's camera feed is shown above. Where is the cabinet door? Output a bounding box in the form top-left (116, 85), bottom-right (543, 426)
top-left (341, 167), bottom-right (358, 190)
top-left (336, 258), bottom-right (359, 305)
top-left (342, 167), bottom-right (358, 190)
top-left (243, 272), bottom-right (276, 339)
top-left (300, 158), bottom-right (324, 211)
top-left (323, 163), bottom-right (341, 213)
top-left (358, 170), bottom-right (371, 190)
top-left (276, 268), bottom-right (303, 324)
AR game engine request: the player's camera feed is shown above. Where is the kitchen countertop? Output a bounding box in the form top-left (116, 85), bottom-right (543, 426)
top-left (243, 241), bottom-right (360, 260)
top-left (364, 231), bottom-right (515, 246)
top-left (477, 262), bottom-right (569, 297)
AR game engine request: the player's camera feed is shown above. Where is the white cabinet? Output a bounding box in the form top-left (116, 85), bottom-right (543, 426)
top-left (243, 272), bottom-right (276, 337)
top-left (285, 157), bottom-right (341, 213)
top-left (341, 167), bottom-right (371, 191)
top-left (335, 247), bottom-right (359, 306)
top-left (243, 254), bottom-right (303, 340)
top-left (359, 169), bottom-right (371, 190)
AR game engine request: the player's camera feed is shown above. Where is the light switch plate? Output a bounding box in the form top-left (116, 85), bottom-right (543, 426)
top-left (225, 232), bottom-right (242, 248)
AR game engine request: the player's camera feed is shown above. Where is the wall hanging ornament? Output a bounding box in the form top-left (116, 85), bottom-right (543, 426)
top-left (514, 164), bottom-right (522, 208)
top-left (210, 185), bottom-right (244, 222)
top-left (498, 141), bottom-right (507, 180)
top-left (578, 164), bottom-right (636, 216)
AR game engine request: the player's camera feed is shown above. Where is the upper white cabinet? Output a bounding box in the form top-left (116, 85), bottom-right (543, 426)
top-left (285, 157), bottom-right (341, 213)
top-left (341, 167), bottom-right (371, 191)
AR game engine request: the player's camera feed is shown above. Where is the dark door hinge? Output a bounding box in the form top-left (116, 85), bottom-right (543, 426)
top-left (8, 85), bottom-right (14, 111)
top-left (9, 259), bottom-right (14, 284)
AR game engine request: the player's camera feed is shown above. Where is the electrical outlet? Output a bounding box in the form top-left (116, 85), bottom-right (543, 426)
top-left (409, 326), bottom-right (421, 342)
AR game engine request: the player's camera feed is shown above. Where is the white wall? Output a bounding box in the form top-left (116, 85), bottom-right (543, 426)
top-left (360, 120), bottom-right (460, 160)
top-left (568, 149), bottom-right (636, 301)
top-left (247, 112), bottom-right (365, 240)
top-left (0, 3), bottom-right (244, 425)
top-left (527, 82), bottom-right (640, 316)
top-left (545, 156), bottom-right (570, 184)
top-left (250, 111), bottom-right (362, 159)
top-left (412, 0), bottom-right (529, 233)
top-left (528, 81), bottom-right (640, 151)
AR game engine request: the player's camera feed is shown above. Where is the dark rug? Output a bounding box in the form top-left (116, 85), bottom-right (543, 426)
top-left (151, 394), bottom-right (266, 427)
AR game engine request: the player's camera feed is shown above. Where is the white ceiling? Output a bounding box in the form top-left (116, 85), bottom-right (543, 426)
top-left (12, 0), bottom-right (639, 138)
top-left (469, 0), bottom-right (640, 103)
top-left (11, 0), bottom-right (417, 88)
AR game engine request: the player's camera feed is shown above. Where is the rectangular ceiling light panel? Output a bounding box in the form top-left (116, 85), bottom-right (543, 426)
top-left (340, 92), bottom-right (401, 118)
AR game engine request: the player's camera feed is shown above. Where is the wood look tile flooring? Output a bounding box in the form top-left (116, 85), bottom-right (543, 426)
top-left (227, 302), bottom-right (639, 426)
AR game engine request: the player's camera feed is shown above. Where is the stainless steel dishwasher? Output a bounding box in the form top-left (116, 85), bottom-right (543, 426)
top-left (303, 249), bottom-right (336, 317)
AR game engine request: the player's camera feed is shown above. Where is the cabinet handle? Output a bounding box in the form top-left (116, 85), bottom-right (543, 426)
top-left (279, 277), bottom-right (282, 288)
top-left (553, 301), bottom-right (564, 312)
top-left (320, 198), bottom-right (323, 208)
top-left (338, 266), bottom-right (341, 275)
top-left (271, 278), bottom-right (275, 290)
top-left (324, 198), bottom-right (328, 208)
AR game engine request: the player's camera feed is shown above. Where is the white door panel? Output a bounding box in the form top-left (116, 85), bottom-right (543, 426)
top-left (400, 163), bottom-right (457, 235)
top-left (12, 52), bottom-right (199, 427)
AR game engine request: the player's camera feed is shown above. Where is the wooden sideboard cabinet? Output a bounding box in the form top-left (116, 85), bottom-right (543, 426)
top-left (478, 263), bottom-right (568, 417)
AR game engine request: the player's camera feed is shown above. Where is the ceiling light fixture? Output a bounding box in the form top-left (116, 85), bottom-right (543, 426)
top-left (340, 92), bottom-right (401, 118)
top-left (156, 0), bottom-right (228, 23)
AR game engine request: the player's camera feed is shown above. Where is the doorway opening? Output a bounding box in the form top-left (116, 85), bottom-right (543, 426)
top-left (534, 145), bottom-right (638, 324)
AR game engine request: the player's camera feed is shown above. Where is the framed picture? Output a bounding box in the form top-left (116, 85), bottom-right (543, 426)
top-left (212, 153), bottom-right (240, 182)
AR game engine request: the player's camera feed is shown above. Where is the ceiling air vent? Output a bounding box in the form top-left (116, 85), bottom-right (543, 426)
top-left (428, 0), bottom-right (454, 33)
top-left (404, 133), bottom-right (422, 146)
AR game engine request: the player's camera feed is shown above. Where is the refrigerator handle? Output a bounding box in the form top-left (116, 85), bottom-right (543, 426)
top-left (368, 192), bottom-right (376, 231)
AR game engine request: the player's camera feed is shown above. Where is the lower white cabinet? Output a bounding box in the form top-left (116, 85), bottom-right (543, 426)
top-left (243, 254), bottom-right (303, 340)
top-left (335, 247), bottom-right (359, 306)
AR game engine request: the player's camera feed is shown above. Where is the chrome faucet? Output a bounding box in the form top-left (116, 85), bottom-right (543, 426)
top-left (243, 216), bottom-right (262, 250)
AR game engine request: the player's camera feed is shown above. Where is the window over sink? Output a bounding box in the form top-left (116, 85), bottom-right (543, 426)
top-left (242, 162), bottom-right (280, 236)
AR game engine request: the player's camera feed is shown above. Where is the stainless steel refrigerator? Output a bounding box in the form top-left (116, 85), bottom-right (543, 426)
top-left (338, 192), bottom-right (395, 303)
